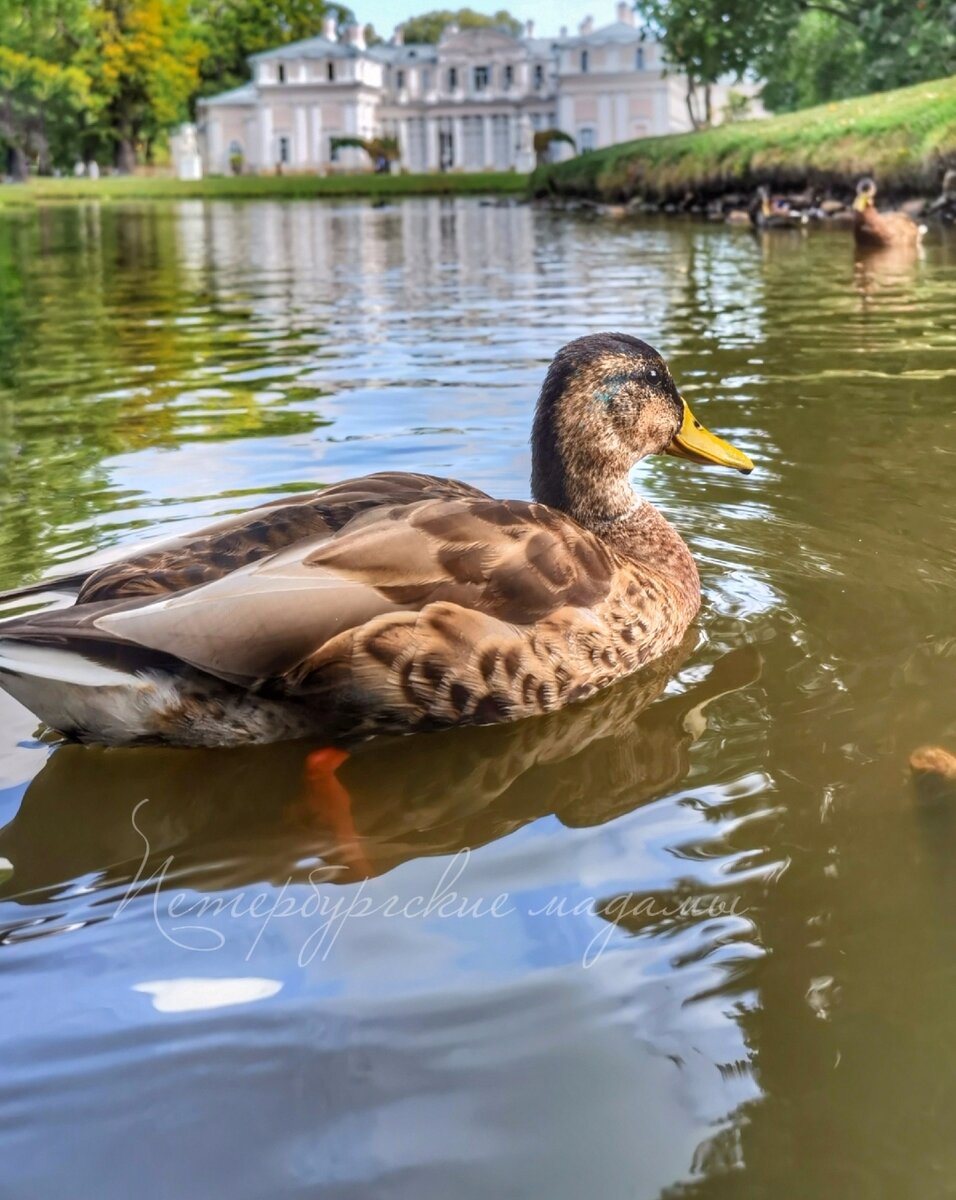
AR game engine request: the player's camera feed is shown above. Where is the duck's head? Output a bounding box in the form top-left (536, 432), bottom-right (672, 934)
top-left (531, 332), bottom-right (753, 525)
top-left (854, 177), bottom-right (877, 212)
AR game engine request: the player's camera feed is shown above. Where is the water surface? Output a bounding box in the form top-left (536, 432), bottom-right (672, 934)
top-left (2, 199), bottom-right (956, 1198)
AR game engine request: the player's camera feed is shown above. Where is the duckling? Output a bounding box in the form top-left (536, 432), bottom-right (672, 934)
top-left (0, 333), bottom-right (753, 748)
top-left (853, 177), bottom-right (923, 249)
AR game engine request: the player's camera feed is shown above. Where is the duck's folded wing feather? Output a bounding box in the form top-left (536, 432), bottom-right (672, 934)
top-left (75, 471), bottom-right (491, 604)
top-left (86, 496), bottom-right (617, 686)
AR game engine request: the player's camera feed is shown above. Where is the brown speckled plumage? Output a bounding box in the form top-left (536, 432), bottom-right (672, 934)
top-left (853, 177), bottom-right (922, 250)
top-left (0, 333), bottom-right (752, 746)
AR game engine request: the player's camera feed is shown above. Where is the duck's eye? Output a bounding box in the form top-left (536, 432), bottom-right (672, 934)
top-left (644, 367), bottom-right (662, 386)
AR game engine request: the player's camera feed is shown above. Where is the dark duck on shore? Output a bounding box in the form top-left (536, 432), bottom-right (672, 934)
top-left (0, 333), bottom-right (753, 749)
top-left (853, 177), bottom-right (924, 249)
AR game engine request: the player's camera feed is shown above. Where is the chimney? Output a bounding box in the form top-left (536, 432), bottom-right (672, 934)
top-left (344, 22), bottom-right (366, 49)
top-left (525, 19), bottom-right (534, 37)
top-left (579, 15), bottom-right (594, 35)
top-left (392, 24), bottom-right (404, 45)
top-left (616, 2), bottom-right (634, 24)
top-left (322, 15), bottom-right (337, 41)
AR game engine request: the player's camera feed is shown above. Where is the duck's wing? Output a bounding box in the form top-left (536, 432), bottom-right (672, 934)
top-left (3, 496), bottom-right (618, 690)
top-left (0, 472), bottom-right (488, 608)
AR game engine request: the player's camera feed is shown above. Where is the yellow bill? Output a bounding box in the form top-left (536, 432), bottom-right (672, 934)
top-left (665, 399), bottom-right (754, 474)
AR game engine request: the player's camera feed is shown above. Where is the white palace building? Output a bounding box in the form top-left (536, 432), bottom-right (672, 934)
top-left (197, 4), bottom-right (750, 176)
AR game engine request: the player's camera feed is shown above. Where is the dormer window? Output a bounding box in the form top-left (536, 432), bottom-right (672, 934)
top-left (581, 50), bottom-right (589, 72)
top-left (474, 65), bottom-right (489, 91)
top-left (327, 61), bottom-right (335, 81)
top-left (636, 46), bottom-right (644, 69)
top-left (277, 63), bottom-right (286, 83)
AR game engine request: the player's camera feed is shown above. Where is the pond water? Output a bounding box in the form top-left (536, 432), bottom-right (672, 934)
top-left (1, 198), bottom-right (956, 1198)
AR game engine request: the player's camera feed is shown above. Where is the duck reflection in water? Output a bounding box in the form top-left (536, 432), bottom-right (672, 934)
top-left (0, 644), bottom-right (760, 899)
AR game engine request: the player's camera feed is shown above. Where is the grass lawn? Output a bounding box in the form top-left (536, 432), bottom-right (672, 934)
top-left (0, 170), bottom-right (529, 207)
top-left (531, 75), bottom-right (956, 202)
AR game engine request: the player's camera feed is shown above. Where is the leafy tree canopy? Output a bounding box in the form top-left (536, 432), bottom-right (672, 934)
top-left (401, 8), bottom-right (523, 44)
top-left (195, 0), bottom-right (354, 97)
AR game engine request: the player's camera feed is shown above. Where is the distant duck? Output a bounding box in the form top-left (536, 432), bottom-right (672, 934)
top-left (928, 169), bottom-right (956, 224)
top-left (749, 185), bottom-right (804, 229)
top-left (853, 177), bottom-right (924, 249)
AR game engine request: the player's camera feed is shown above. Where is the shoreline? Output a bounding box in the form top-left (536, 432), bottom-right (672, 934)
top-left (0, 171), bottom-right (528, 207)
top-left (530, 77), bottom-right (956, 212)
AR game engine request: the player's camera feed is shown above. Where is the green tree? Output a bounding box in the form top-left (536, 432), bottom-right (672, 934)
top-left (635, 0), bottom-right (791, 126)
top-left (758, 10), bottom-right (866, 111)
top-left (635, 0), bottom-right (956, 119)
top-left (401, 8), bottom-right (523, 43)
top-left (0, 0), bottom-right (93, 177)
top-left (87, 0), bottom-right (205, 172)
top-left (195, 1), bottom-right (354, 96)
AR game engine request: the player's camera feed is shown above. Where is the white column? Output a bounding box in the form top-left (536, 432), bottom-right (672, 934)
top-left (259, 105), bottom-right (274, 170)
top-left (597, 93), bottom-right (612, 148)
top-left (615, 93), bottom-right (627, 143)
top-left (207, 117), bottom-right (223, 174)
top-left (453, 116), bottom-right (465, 169)
top-left (309, 104), bottom-right (322, 166)
top-left (425, 117), bottom-right (439, 170)
top-left (482, 114), bottom-right (493, 168)
top-left (294, 105), bottom-right (308, 166)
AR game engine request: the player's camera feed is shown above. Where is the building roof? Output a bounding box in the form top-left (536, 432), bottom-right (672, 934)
top-left (249, 35), bottom-right (359, 62)
top-left (367, 43), bottom-right (439, 65)
top-left (198, 82), bottom-right (258, 107)
top-left (569, 20), bottom-right (645, 46)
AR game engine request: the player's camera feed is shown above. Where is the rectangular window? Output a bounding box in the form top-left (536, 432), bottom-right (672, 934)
top-left (504, 64), bottom-right (513, 89)
top-left (327, 61), bottom-right (335, 82)
top-left (448, 66), bottom-right (458, 90)
top-left (474, 65), bottom-right (489, 91)
top-left (329, 136), bottom-right (339, 163)
top-left (579, 127), bottom-right (595, 153)
top-left (277, 63), bottom-right (286, 84)
top-left (422, 68), bottom-right (432, 91)
top-left (396, 69), bottom-right (405, 89)
top-left (581, 50), bottom-right (589, 73)
top-left (636, 46), bottom-right (645, 69)
top-left (278, 135), bottom-right (290, 163)
top-left (533, 63), bottom-right (544, 88)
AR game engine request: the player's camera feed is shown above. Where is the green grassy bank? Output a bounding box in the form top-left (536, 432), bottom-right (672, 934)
top-left (0, 170), bottom-right (528, 207)
top-left (531, 76), bottom-right (956, 203)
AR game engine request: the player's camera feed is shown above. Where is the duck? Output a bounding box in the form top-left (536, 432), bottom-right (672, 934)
top-left (0, 333), bottom-right (753, 750)
top-left (749, 185), bottom-right (805, 230)
top-left (853, 177), bottom-right (924, 249)
top-left (928, 168), bottom-right (956, 224)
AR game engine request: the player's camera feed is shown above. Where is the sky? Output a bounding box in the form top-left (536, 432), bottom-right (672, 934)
top-left (359, 0), bottom-right (604, 40)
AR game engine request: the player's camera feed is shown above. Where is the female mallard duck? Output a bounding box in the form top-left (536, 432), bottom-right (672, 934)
top-left (853, 177), bottom-right (923, 249)
top-left (749, 185), bottom-right (804, 230)
top-left (0, 333), bottom-right (752, 748)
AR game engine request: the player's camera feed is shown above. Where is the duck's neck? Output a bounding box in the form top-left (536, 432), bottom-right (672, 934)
top-left (530, 419), bottom-right (700, 609)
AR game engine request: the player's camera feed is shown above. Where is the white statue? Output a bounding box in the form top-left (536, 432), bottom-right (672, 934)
top-left (515, 114), bottom-right (535, 173)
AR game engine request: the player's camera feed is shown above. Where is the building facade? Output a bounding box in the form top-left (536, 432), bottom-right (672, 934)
top-left (197, 5), bottom-right (752, 176)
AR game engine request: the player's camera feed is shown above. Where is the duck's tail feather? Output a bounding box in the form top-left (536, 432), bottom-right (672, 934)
top-left (0, 572), bottom-right (91, 607)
